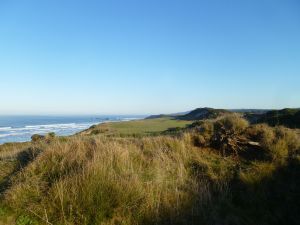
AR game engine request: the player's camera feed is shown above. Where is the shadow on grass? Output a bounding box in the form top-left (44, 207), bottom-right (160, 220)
top-left (147, 157), bottom-right (300, 225)
top-left (0, 147), bottom-right (42, 195)
top-left (227, 158), bottom-right (300, 225)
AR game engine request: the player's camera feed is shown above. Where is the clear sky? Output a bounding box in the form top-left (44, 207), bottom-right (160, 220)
top-left (0, 0), bottom-right (299, 115)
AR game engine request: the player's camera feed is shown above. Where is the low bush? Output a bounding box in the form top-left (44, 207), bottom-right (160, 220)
top-left (47, 132), bottom-right (56, 138)
top-left (246, 124), bottom-right (300, 162)
top-left (30, 134), bottom-right (45, 143)
top-left (214, 114), bottom-right (249, 135)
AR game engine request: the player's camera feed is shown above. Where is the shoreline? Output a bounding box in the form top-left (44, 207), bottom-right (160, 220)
top-left (0, 117), bottom-right (145, 146)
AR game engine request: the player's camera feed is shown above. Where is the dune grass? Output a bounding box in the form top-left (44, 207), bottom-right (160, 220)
top-left (0, 116), bottom-right (299, 225)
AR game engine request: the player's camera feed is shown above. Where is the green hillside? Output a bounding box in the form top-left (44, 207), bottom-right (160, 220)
top-left (81, 117), bottom-right (192, 136)
top-left (257, 108), bottom-right (300, 128)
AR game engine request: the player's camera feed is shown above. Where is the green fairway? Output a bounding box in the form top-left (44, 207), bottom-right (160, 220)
top-left (83, 118), bottom-right (192, 136)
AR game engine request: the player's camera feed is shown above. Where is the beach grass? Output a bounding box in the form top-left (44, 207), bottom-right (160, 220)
top-left (0, 115), bottom-right (299, 225)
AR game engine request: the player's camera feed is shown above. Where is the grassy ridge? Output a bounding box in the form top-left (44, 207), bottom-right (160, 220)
top-left (258, 108), bottom-right (300, 128)
top-left (0, 116), bottom-right (299, 225)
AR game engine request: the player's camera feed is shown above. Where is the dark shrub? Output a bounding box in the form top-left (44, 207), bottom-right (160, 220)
top-left (90, 125), bottom-right (97, 129)
top-left (31, 134), bottom-right (45, 143)
top-left (47, 132), bottom-right (56, 138)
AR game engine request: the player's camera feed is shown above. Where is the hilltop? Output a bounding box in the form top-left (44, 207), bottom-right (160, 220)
top-left (145, 111), bottom-right (190, 120)
top-left (176, 107), bottom-right (231, 120)
top-left (146, 107), bottom-right (231, 121)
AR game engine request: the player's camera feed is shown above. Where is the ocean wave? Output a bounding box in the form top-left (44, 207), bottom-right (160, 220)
top-left (0, 122), bottom-right (95, 137)
top-left (121, 117), bottom-right (142, 121)
top-left (0, 133), bottom-right (23, 138)
top-left (26, 123), bottom-right (80, 128)
top-left (0, 116), bottom-right (143, 144)
top-left (0, 123), bottom-right (93, 131)
top-left (0, 127), bottom-right (12, 131)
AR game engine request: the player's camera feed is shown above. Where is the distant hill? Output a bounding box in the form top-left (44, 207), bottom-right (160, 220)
top-left (257, 108), bottom-right (300, 128)
top-left (146, 107), bottom-right (300, 128)
top-left (176, 107), bottom-right (231, 121)
top-left (231, 109), bottom-right (271, 114)
top-left (146, 108), bottom-right (231, 121)
top-left (145, 111), bottom-right (190, 120)
top-left (145, 114), bottom-right (170, 119)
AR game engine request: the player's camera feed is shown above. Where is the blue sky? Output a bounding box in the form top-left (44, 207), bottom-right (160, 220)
top-left (0, 0), bottom-right (299, 115)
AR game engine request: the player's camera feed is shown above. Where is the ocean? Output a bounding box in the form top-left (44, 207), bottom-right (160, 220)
top-left (0, 115), bottom-right (144, 144)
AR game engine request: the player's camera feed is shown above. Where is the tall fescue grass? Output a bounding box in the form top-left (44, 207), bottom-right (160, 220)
top-left (5, 136), bottom-right (223, 225)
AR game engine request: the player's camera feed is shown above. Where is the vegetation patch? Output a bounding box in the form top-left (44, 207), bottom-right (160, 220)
top-left (0, 115), bottom-right (299, 225)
